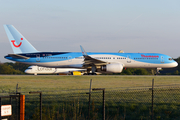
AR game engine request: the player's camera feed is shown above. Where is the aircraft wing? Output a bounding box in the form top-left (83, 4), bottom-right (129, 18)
top-left (7, 54), bottom-right (30, 59)
top-left (80, 45), bottom-right (107, 67)
top-left (83, 55), bottom-right (107, 66)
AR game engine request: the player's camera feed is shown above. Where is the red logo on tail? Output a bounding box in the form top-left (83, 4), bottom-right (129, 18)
top-left (11, 38), bottom-right (23, 48)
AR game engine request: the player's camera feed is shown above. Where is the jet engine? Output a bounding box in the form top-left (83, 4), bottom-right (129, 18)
top-left (101, 63), bottom-right (123, 73)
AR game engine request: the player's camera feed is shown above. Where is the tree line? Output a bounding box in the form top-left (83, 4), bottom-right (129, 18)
top-left (0, 57), bottom-right (180, 75)
top-left (0, 62), bottom-right (29, 74)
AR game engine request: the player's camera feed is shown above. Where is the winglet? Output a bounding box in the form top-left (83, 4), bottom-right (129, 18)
top-left (80, 45), bottom-right (88, 56)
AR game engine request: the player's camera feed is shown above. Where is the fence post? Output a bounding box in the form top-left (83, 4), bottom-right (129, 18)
top-left (29, 91), bottom-right (42, 120)
top-left (16, 83), bottom-right (18, 93)
top-left (151, 79), bottom-right (154, 120)
top-left (20, 95), bottom-right (25, 120)
top-left (18, 93), bottom-right (21, 120)
top-left (40, 92), bottom-right (42, 120)
top-left (92, 88), bottom-right (105, 120)
top-left (103, 89), bottom-right (105, 120)
top-left (88, 79), bottom-right (92, 120)
top-left (16, 92), bottom-right (21, 120)
top-left (86, 79), bottom-right (92, 120)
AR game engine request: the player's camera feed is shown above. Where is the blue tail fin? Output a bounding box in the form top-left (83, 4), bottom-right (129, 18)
top-left (4, 25), bottom-right (39, 54)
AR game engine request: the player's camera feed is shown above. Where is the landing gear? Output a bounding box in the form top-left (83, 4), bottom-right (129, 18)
top-left (91, 65), bottom-right (97, 75)
top-left (155, 68), bottom-right (162, 75)
top-left (85, 66), bottom-right (97, 75)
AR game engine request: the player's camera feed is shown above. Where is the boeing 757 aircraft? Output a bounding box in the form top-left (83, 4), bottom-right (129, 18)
top-left (4, 25), bottom-right (178, 74)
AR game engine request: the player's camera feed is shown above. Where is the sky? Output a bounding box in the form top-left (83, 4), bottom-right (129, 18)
top-left (0, 0), bottom-right (180, 63)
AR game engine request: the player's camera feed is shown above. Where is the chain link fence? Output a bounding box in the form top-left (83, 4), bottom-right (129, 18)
top-left (1, 85), bottom-right (180, 119)
top-left (20, 87), bottom-right (180, 120)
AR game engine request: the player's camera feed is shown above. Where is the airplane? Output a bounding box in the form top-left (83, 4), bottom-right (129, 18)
top-left (4, 25), bottom-right (178, 75)
top-left (25, 65), bottom-right (86, 75)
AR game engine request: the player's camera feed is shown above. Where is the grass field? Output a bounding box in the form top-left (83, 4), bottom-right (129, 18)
top-left (1, 75), bottom-right (180, 119)
top-left (0, 75), bottom-right (180, 94)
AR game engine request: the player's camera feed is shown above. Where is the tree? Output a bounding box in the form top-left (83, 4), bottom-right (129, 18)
top-left (4, 62), bottom-right (30, 73)
top-left (120, 68), bottom-right (151, 75)
top-left (134, 68), bottom-right (149, 75)
top-left (0, 64), bottom-right (15, 74)
top-left (0, 63), bottom-right (25, 74)
top-left (174, 70), bottom-right (179, 75)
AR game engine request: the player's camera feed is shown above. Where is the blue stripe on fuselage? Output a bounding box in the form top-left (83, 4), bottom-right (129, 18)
top-left (5, 52), bottom-right (175, 64)
top-left (87, 53), bottom-right (174, 64)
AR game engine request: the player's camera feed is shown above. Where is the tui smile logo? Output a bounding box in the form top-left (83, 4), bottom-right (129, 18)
top-left (11, 38), bottom-right (23, 48)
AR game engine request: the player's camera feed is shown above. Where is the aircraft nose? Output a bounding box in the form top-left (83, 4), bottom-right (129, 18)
top-left (24, 70), bottom-right (28, 73)
top-left (25, 70), bottom-right (31, 74)
top-left (174, 61), bottom-right (178, 67)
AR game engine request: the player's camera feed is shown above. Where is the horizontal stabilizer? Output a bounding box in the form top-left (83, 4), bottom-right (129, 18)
top-left (8, 54), bottom-right (30, 59)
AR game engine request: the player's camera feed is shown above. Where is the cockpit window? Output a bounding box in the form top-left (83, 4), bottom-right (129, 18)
top-left (27, 68), bottom-right (32, 70)
top-left (169, 58), bottom-right (173, 60)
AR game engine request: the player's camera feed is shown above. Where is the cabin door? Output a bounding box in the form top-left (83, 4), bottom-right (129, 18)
top-left (127, 55), bottom-right (131, 63)
top-left (161, 56), bottom-right (164, 63)
top-left (36, 54), bottom-right (40, 62)
top-left (68, 56), bottom-right (72, 62)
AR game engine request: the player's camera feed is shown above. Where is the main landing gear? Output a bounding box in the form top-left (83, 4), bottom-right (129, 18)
top-left (84, 66), bottom-right (97, 75)
top-left (155, 68), bottom-right (162, 75)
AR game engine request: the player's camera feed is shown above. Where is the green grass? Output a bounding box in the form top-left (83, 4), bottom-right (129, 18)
top-left (0, 75), bottom-right (180, 94)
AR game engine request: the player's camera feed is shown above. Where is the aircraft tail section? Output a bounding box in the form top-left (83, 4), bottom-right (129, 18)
top-left (4, 25), bottom-right (38, 54)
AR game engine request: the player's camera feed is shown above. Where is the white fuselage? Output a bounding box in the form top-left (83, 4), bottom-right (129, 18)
top-left (25, 66), bottom-right (86, 75)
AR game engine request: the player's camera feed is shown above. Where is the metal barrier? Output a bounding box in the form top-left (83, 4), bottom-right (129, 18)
top-left (1, 79), bottom-right (180, 119)
top-left (0, 94), bottom-right (20, 120)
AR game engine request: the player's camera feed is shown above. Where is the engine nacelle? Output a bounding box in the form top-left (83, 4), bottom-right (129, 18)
top-left (101, 63), bottom-right (123, 73)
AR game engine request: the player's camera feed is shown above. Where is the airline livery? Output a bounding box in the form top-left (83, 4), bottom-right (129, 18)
top-left (25, 66), bottom-right (86, 75)
top-left (4, 25), bottom-right (178, 74)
